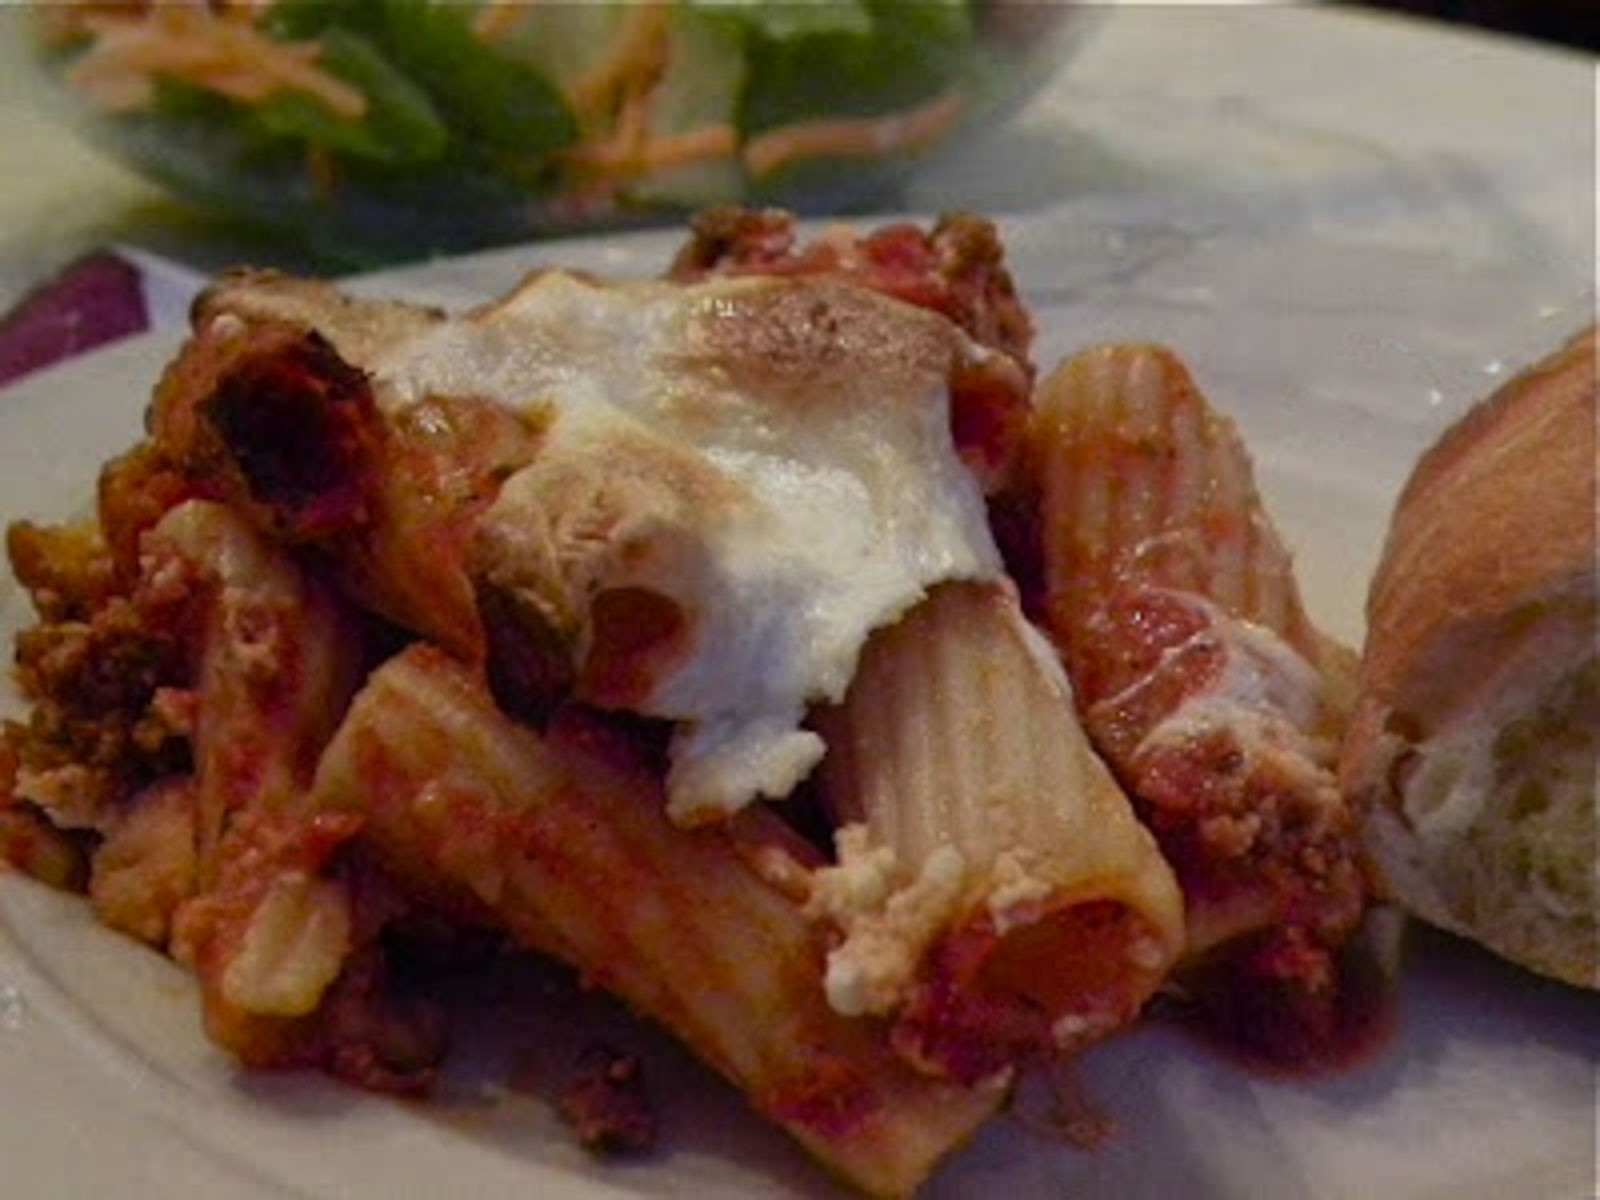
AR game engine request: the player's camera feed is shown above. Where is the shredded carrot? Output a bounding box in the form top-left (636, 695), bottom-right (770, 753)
top-left (611, 83), bottom-right (654, 160)
top-left (65, 8), bottom-right (366, 120)
top-left (471, 0), bottom-right (532, 44)
top-left (551, 2), bottom-right (736, 208)
top-left (564, 124), bottom-right (739, 175)
top-left (567, 2), bottom-right (670, 128)
top-left (743, 90), bottom-right (967, 179)
top-left (216, 0), bottom-right (277, 23)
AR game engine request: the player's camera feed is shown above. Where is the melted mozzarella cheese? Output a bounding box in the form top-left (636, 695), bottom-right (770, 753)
top-left (373, 271), bottom-right (1004, 823)
top-left (1132, 596), bottom-right (1333, 769)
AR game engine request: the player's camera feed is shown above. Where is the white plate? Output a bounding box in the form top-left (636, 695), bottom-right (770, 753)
top-left (0, 221), bottom-right (1595, 1200)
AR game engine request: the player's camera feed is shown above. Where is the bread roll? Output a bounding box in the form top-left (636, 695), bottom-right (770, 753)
top-left (1341, 325), bottom-right (1597, 989)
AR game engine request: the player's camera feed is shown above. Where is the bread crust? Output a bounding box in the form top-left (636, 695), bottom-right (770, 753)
top-left (1341, 326), bottom-right (1597, 988)
top-left (1360, 326), bottom-right (1597, 726)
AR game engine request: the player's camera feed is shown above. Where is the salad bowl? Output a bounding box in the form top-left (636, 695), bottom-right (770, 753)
top-left (17, 1), bottom-right (1091, 264)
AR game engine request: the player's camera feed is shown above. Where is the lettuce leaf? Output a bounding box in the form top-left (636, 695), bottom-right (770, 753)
top-left (378, 0), bottom-right (577, 155)
top-left (253, 28), bottom-right (446, 164)
top-left (735, 0), bottom-right (974, 133)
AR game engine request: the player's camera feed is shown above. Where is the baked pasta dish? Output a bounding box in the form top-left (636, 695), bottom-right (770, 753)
top-left (0, 211), bottom-right (1376, 1197)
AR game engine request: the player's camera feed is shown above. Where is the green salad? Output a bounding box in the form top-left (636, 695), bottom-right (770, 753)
top-left (32, 1), bottom-right (1073, 262)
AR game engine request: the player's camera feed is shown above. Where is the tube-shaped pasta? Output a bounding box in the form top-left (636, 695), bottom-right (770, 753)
top-left (812, 581), bottom-right (1184, 1084)
top-left (1031, 344), bottom-right (1329, 668)
top-left (146, 283), bottom-right (542, 662)
top-left (1029, 344), bottom-right (1366, 1059)
top-left (308, 645), bottom-right (1000, 1199)
top-left (136, 501), bottom-right (438, 1087)
top-left (145, 500), bottom-right (366, 886)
